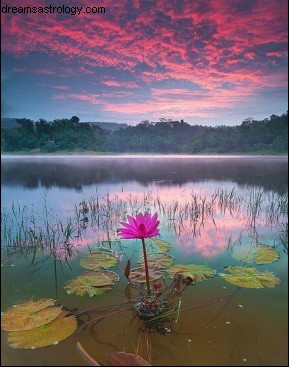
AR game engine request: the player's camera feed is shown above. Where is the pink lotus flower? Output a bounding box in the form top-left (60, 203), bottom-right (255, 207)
top-left (117, 212), bottom-right (160, 239)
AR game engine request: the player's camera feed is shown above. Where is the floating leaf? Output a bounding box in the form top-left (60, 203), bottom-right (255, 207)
top-left (7, 311), bottom-right (77, 349)
top-left (255, 245), bottom-right (280, 265)
top-left (139, 254), bottom-right (174, 269)
top-left (106, 352), bottom-right (151, 366)
top-left (231, 244), bottom-right (257, 263)
top-left (81, 270), bottom-right (120, 282)
top-left (80, 251), bottom-right (117, 271)
top-left (166, 264), bottom-right (216, 282)
top-left (65, 276), bottom-right (112, 297)
top-left (129, 267), bottom-right (163, 283)
top-left (220, 266), bottom-right (281, 289)
top-left (150, 238), bottom-right (172, 253)
top-left (1, 300), bottom-right (61, 332)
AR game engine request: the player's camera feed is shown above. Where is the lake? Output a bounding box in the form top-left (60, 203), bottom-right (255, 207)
top-left (1, 155), bottom-right (288, 366)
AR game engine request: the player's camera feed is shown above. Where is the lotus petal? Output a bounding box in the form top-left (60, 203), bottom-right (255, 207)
top-left (2, 300), bottom-right (61, 332)
top-left (166, 264), bottom-right (216, 282)
top-left (80, 251), bottom-right (117, 271)
top-left (7, 311), bottom-right (77, 349)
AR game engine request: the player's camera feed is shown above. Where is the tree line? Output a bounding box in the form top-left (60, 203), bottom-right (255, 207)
top-left (1, 112), bottom-right (288, 153)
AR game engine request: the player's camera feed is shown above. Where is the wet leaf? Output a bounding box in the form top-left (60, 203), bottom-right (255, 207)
top-left (166, 264), bottom-right (216, 281)
top-left (80, 251), bottom-right (117, 271)
top-left (150, 238), bottom-right (172, 253)
top-left (106, 352), bottom-right (151, 366)
top-left (139, 254), bottom-right (174, 269)
top-left (7, 311), bottom-right (77, 349)
top-left (255, 244), bottom-right (280, 265)
top-left (81, 270), bottom-right (120, 282)
top-left (231, 244), bottom-right (257, 263)
top-left (129, 267), bottom-right (163, 283)
top-left (220, 266), bottom-right (281, 288)
top-left (65, 276), bottom-right (112, 297)
top-left (1, 300), bottom-right (61, 332)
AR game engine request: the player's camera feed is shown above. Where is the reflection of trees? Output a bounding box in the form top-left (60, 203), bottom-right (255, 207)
top-left (1, 157), bottom-right (288, 194)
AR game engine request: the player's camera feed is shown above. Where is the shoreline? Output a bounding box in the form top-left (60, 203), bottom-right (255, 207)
top-left (1, 152), bottom-right (288, 159)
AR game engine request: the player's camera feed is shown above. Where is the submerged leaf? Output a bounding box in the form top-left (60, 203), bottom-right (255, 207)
top-left (231, 244), bottom-right (257, 263)
top-left (129, 267), bottom-right (163, 283)
top-left (166, 264), bottom-right (216, 282)
top-left (80, 251), bottom-right (117, 271)
top-left (220, 266), bottom-right (281, 289)
top-left (1, 300), bottom-right (61, 332)
top-left (7, 311), bottom-right (77, 349)
top-left (65, 275), bottom-right (112, 297)
top-left (106, 352), bottom-right (151, 366)
top-left (255, 244), bottom-right (280, 265)
top-left (150, 238), bottom-right (172, 253)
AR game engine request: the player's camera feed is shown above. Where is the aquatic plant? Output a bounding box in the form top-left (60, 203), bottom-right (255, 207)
top-left (117, 212), bottom-right (160, 297)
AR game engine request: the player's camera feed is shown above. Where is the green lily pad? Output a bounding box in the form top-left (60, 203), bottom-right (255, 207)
top-left (81, 270), bottom-right (120, 282)
top-left (150, 238), bottom-right (172, 253)
top-left (166, 264), bottom-right (216, 282)
top-left (7, 311), bottom-right (77, 349)
top-left (80, 251), bottom-right (117, 271)
top-left (255, 244), bottom-right (280, 265)
top-left (220, 266), bottom-right (281, 288)
top-left (1, 300), bottom-right (61, 332)
top-left (65, 275), bottom-right (112, 297)
top-left (139, 254), bottom-right (174, 269)
top-left (129, 267), bottom-right (163, 283)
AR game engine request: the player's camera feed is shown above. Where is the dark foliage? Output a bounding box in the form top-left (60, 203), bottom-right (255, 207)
top-left (1, 112), bottom-right (288, 154)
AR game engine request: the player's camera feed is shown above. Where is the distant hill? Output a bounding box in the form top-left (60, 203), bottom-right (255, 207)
top-left (1, 118), bottom-right (19, 129)
top-left (83, 121), bottom-right (128, 131)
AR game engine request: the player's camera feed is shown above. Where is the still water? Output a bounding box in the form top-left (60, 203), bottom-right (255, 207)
top-left (1, 156), bottom-right (288, 366)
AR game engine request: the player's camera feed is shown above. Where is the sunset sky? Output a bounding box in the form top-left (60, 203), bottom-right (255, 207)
top-left (1, 0), bottom-right (288, 125)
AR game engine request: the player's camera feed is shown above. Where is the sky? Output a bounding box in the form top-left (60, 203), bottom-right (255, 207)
top-left (1, 0), bottom-right (288, 126)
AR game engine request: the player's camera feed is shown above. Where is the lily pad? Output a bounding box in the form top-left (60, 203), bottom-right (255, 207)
top-left (1, 300), bottom-right (61, 332)
top-left (129, 267), bottom-right (163, 283)
top-left (150, 238), bottom-right (171, 253)
top-left (81, 270), bottom-right (120, 282)
top-left (106, 352), bottom-right (151, 366)
top-left (65, 275), bottom-right (112, 297)
top-left (166, 264), bottom-right (216, 281)
top-left (138, 254), bottom-right (174, 269)
top-left (80, 251), bottom-right (117, 271)
top-left (255, 245), bottom-right (280, 265)
top-left (7, 311), bottom-right (77, 349)
top-left (231, 244), bottom-right (257, 263)
top-left (220, 266), bottom-right (281, 288)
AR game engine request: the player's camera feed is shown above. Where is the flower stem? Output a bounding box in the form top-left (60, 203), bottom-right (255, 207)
top-left (141, 238), bottom-right (151, 296)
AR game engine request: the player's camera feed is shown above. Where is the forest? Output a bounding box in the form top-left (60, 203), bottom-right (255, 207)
top-left (1, 112), bottom-right (288, 154)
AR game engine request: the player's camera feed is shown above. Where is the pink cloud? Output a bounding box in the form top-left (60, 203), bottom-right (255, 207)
top-left (53, 85), bottom-right (71, 90)
top-left (1, 0), bottom-right (287, 119)
top-left (102, 80), bottom-right (139, 88)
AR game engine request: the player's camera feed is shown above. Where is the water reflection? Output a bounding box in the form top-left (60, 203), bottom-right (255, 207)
top-left (2, 156), bottom-right (288, 194)
top-left (1, 156), bottom-right (288, 366)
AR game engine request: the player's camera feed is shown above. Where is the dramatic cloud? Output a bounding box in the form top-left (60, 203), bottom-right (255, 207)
top-left (1, 0), bottom-right (288, 124)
